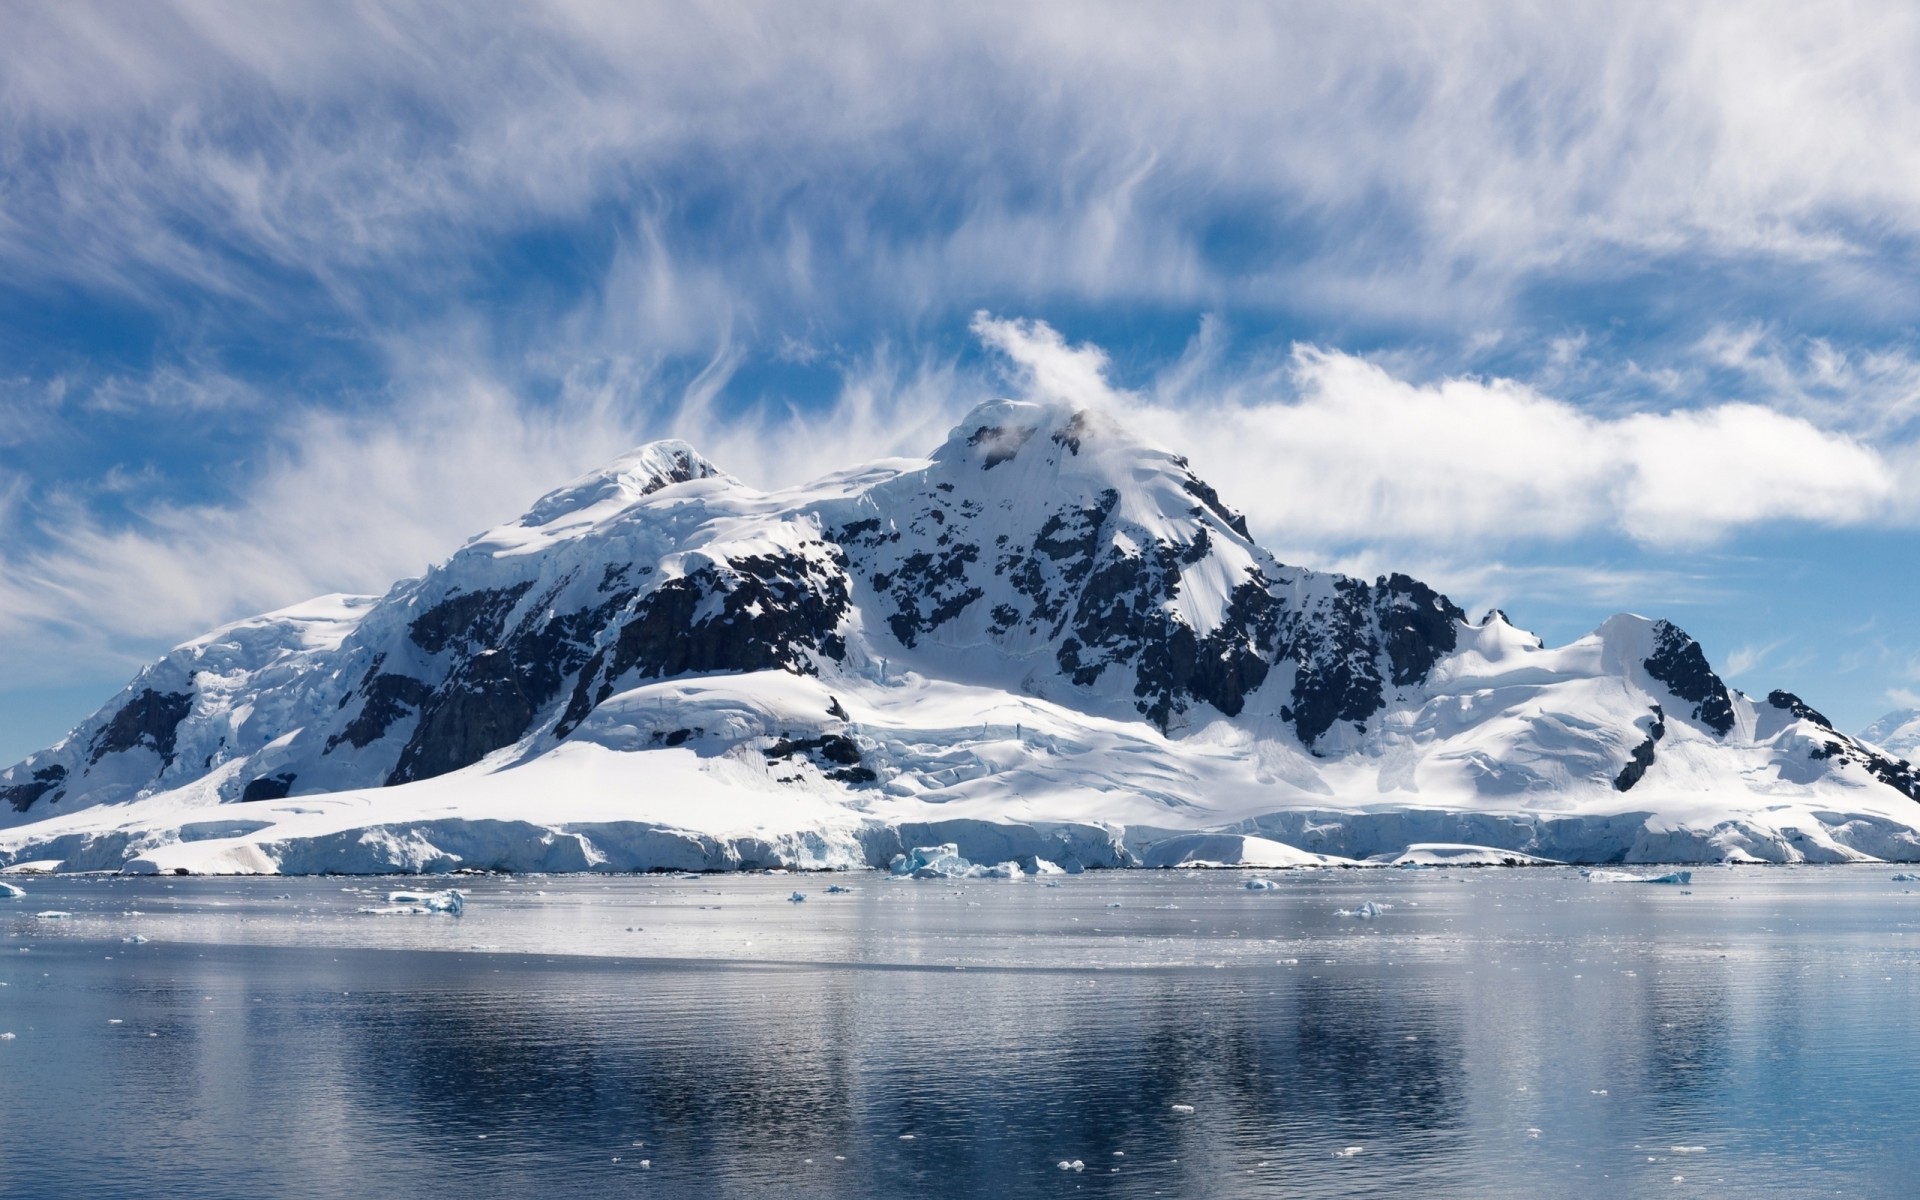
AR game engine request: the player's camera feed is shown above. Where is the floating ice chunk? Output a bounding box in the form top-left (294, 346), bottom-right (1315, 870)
top-left (1169, 1104), bottom-right (1195, 1114)
top-left (887, 844), bottom-right (1025, 879)
top-left (122, 934), bottom-right (150, 944)
top-left (788, 891), bottom-right (807, 903)
top-left (1336, 901), bottom-right (1390, 919)
top-left (1057, 1160), bottom-right (1085, 1171)
top-left (825, 884), bottom-right (853, 894)
top-left (1670, 1145), bottom-right (1706, 1153)
top-left (34, 910), bottom-right (72, 919)
top-left (1244, 878), bottom-right (1281, 891)
top-left (891, 844), bottom-right (971, 878)
top-left (1391, 843), bottom-right (1561, 867)
top-left (1581, 870), bottom-right (1692, 885)
top-left (1895, 873), bottom-right (1920, 882)
top-left (1334, 1146), bottom-right (1363, 1157)
top-left (0, 1032), bottom-right (13, 1040)
top-left (0, 882), bottom-right (24, 898)
top-left (360, 889), bottom-right (465, 916)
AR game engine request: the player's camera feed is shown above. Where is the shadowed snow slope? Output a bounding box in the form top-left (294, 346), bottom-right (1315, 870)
top-left (4, 400), bottom-right (1920, 872)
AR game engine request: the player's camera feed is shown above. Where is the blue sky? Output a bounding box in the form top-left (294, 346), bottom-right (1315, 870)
top-left (5, 1), bottom-right (1920, 763)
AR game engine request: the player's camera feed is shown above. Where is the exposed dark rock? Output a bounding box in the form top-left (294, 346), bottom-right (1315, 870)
top-left (764, 734), bottom-right (862, 765)
top-left (1283, 579), bottom-right (1390, 748)
top-left (1614, 706), bottom-right (1667, 792)
top-left (1374, 573), bottom-right (1467, 687)
top-left (1768, 689), bottom-right (1834, 730)
top-left (327, 671), bottom-right (433, 753)
top-left (389, 649), bottom-right (538, 784)
top-left (826, 696), bottom-right (850, 721)
top-left (88, 689), bottom-right (194, 768)
top-left (240, 773), bottom-right (296, 802)
top-left (1178, 472), bottom-right (1252, 540)
top-left (556, 546), bottom-right (852, 739)
top-left (407, 582), bottom-right (534, 656)
top-left (2, 764), bottom-right (66, 813)
top-left (1808, 736), bottom-right (1920, 801)
top-left (763, 733), bottom-right (873, 784)
top-left (874, 542), bottom-right (984, 648)
top-left (966, 424), bottom-right (1037, 468)
top-left (1643, 621), bottom-right (1736, 737)
top-left (1051, 411), bottom-right (1091, 455)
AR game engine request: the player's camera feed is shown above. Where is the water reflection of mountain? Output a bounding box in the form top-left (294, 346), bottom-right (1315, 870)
top-left (336, 955), bottom-right (1470, 1195)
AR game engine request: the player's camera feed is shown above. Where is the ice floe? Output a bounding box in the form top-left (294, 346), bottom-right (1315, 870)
top-left (1386, 843), bottom-right (1561, 867)
top-left (888, 843), bottom-right (1026, 879)
top-left (0, 882), bottom-right (22, 898)
top-left (359, 888), bottom-right (465, 915)
top-left (1581, 869), bottom-right (1692, 885)
top-left (1336, 901), bottom-right (1390, 919)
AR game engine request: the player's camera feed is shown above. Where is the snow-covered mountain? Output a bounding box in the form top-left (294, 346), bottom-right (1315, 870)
top-left (1862, 709), bottom-right (1920, 761)
top-left (5, 399), bottom-right (1919, 873)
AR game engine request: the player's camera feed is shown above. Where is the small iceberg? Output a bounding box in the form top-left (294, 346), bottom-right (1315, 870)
top-left (1581, 869), bottom-right (1692, 885)
top-left (34, 910), bottom-right (72, 920)
top-left (1244, 878), bottom-right (1281, 891)
top-left (1388, 843), bottom-right (1561, 868)
top-left (788, 891), bottom-right (807, 903)
top-left (1336, 901), bottom-right (1390, 919)
top-left (360, 889), bottom-right (464, 916)
top-left (888, 844), bottom-right (1025, 880)
top-left (1895, 873), bottom-right (1920, 882)
top-left (824, 884), bottom-right (853, 894)
top-left (0, 882), bottom-right (24, 898)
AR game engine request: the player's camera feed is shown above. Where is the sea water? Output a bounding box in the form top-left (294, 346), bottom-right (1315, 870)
top-left (0, 865), bottom-right (1916, 1197)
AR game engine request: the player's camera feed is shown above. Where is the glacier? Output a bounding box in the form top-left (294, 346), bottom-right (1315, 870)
top-left (3, 398), bottom-right (1920, 873)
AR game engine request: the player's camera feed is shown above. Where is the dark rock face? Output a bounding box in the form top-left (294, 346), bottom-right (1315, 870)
top-left (1809, 737), bottom-right (1920, 802)
top-left (1614, 706), bottom-right (1667, 792)
top-left (1374, 575), bottom-right (1466, 688)
top-left (1768, 690), bottom-right (1834, 730)
top-left (966, 423), bottom-right (1037, 468)
top-left (240, 773), bottom-right (296, 802)
top-left (391, 650), bottom-right (539, 784)
top-left (2, 764), bottom-right (66, 812)
top-left (408, 583), bottom-right (534, 656)
top-left (327, 668), bottom-right (434, 753)
top-left (556, 545), bottom-right (854, 741)
top-left (1644, 621), bottom-right (1736, 737)
top-left (1175, 462), bottom-right (1253, 540)
top-left (87, 689), bottom-right (194, 768)
top-left (390, 546), bottom-right (851, 784)
top-left (764, 733), bottom-right (874, 784)
top-left (1280, 577), bottom-right (1466, 748)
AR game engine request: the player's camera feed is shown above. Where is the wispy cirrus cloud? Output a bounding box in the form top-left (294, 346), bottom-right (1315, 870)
top-left (10, 2), bottom-right (1920, 329)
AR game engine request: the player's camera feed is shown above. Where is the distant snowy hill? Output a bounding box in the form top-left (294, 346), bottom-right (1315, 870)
top-left (4, 400), bottom-right (1920, 873)
top-left (1862, 709), bottom-right (1920, 760)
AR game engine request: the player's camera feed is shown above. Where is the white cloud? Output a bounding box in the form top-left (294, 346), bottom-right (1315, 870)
top-left (10, 3), bottom-right (1920, 321)
top-left (977, 315), bottom-right (1901, 549)
top-left (0, 332), bottom-right (979, 686)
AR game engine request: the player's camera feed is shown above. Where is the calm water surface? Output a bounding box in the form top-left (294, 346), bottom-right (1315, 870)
top-left (0, 865), bottom-right (1916, 1197)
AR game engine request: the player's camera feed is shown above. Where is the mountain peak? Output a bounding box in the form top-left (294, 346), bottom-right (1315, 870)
top-left (519, 440), bottom-right (725, 529)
